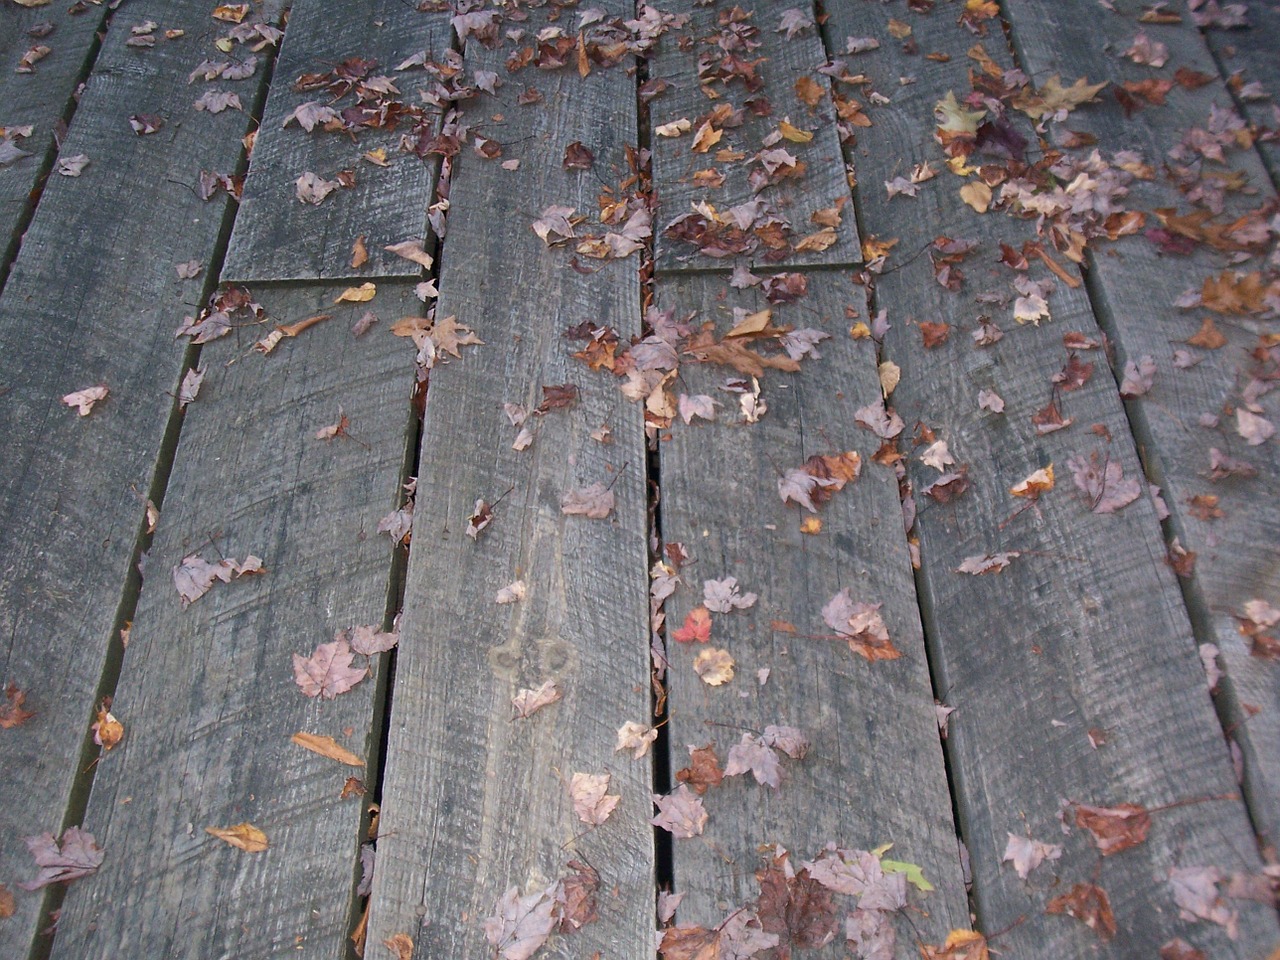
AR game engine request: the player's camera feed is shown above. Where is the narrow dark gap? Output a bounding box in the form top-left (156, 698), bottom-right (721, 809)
top-left (0, 4), bottom-right (116, 297)
top-left (343, 19), bottom-right (459, 955)
top-left (1194, 33), bottom-right (1280, 192)
top-left (632, 17), bottom-right (676, 920)
top-left (26, 13), bottom-right (287, 959)
top-left (812, 0), bottom-right (983, 935)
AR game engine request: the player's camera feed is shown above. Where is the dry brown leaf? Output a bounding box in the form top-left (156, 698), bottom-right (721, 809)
top-left (350, 236), bottom-right (368, 269)
top-left (335, 283), bottom-right (377, 304)
top-left (292, 731), bottom-right (363, 767)
top-left (382, 933), bottom-right (414, 960)
top-left (960, 181), bottom-right (992, 213)
top-left (92, 703), bottom-right (123, 751)
top-left (694, 648), bottom-right (735, 686)
top-left (205, 823), bottom-right (268, 853)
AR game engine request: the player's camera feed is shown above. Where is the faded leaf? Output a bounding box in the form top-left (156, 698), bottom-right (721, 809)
top-left (292, 638), bottom-right (369, 699)
top-left (694, 647), bottom-right (735, 686)
top-left (172, 553), bottom-right (264, 607)
top-left (822, 590), bottom-right (901, 661)
top-left (725, 733), bottom-right (783, 788)
top-left (956, 552), bottom-right (1020, 575)
top-left (62, 384), bottom-right (109, 416)
top-left (335, 282), bottom-right (376, 304)
top-left (0, 682), bottom-right (35, 729)
top-left (384, 240), bottom-right (433, 269)
top-left (1010, 465), bottom-right (1054, 498)
top-left (1068, 452), bottom-right (1141, 514)
top-left (560, 482), bottom-right (615, 519)
top-left (1046, 882), bottom-right (1116, 941)
top-left (205, 822), bottom-right (268, 853)
top-left (616, 720), bottom-right (659, 759)
top-left (569, 771), bottom-right (620, 825)
top-left (512, 680), bottom-right (561, 719)
top-left (1236, 408), bottom-right (1274, 446)
top-left (483, 883), bottom-right (557, 960)
top-left (1073, 801), bottom-right (1151, 855)
top-left (652, 785), bottom-right (708, 838)
top-left (296, 171), bottom-right (341, 204)
top-left (382, 934), bottom-right (413, 960)
top-left (1002, 833), bottom-right (1062, 879)
top-left (343, 624), bottom-right (399, 656)
top-left (703, 576), bottom-right (757, 613)
top-left (20, 827), bottom-right (104, 889)
top-left (178, 367), bottom-right (205, 408)
top-left (292, 731), bottom-right (363, 766)
top-left (1169, 866), bottom-right (1237, 937)
top-left (495, 580), bottom-right (526, 604)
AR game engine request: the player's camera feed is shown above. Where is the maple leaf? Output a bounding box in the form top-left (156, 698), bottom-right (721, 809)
top-left (556, 859), bottom-right (599, 934)
top-left (292, 638), bottom-right (368, 699)
top-left (673, 606), bottom-right (712, 643)
top-left (1002, 833), bottom-right (1062, 879)
top-left (569, 772), bottom-right (620, 825)
top-left (703, 576), bottom-right (757, 613)
top-left (694, 648), bottom-right (735, 686)
top-left (483, 884), bottom-right (558, 960)
top-left (378, 502), bottom-right (414, 545)
top-left (1160, 939), bottom-right (1207, 960)
top-left (756, 850), bottom-right (841, 950)
top-left (675, 743), bottom-right (724, 794)
top-left (1125, 31), bottom-right (1169, 67)
top-left (295, 171), bottom-right (341, 204)
top-left (616, 720), bottom-right (658, 759)
top-left (822, 590), bottom-right (901, 661)
top-left (1119, 355), bottom-right (1157, 397)
top-left (178, 367), bottom-right (205, 409)
top-left (382, 934), bottom-right (413, 960)
top-left (560, 482), bottom-right (615, 519)
top-left (658, 925), bottom-right (721, 960)
top-left (920, 929), bottom-right (991, 960)
top-left (1010, 465), bottom-right (1054, 498)
top-left (20, 827), bottom-right (104, 889)
top-left (62, 384), bottom-right (109, 416)
top-left (652, 785), bottom-right (708, 838)
top-left (1014, 76), bottom-right (1107, 121)
top-left (342, 624), bottom-right (399, 656)
top-left (172, 554), bottom-right (264, 607)
top-left (0, 682), bottom-right (35, 728)
top-left (725, 733), bottom-right (783, 788)
top-left (854, 401), bottom-right (905, 439)
top-left (1170, 867), bottom-right (1238, 938)
top-left (1237, 600), bottom-right (1280, 658)
top-left (1071, 801), bottom-right (1151, 854)
top-left (283, 101), bottom-right (339, 132)
top-left (1046, 882), bottom-right (1116, 940)
top-left (532, 205), bottom-right (579, 245)
top-left (1067, 451), bottom-right (1141, 514)
top-left (678, 393), bottom-right (718, 424)
top-left (512, 680), bottom-right (561, 719)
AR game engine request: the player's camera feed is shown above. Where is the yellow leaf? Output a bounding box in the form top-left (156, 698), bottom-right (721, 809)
top-left (888, 18), bottom-right (912, 38)
top-left (1010, 465), bottom-right (1054, 498)
top-left (363, 148), bottom-right (389, 166)
top-left (694, 648), bottom-right (735, 686)
top-left (335, 282), bottom-right (377, 304)
top-left (691, 121), bottom-right (723, 153)
top-left (727, 309), bottom-right (772, 338)
top-left (212, 4), bottom-right (249, 23)
top-left (778, 120), bottom-right (814, 143)
top-left (935, 91), bottom-right (985, 134)
top-left (960, 181), bottom-right (992, 213)
top-left (849, 322), bottom-right (871, 339)
top-left (794, 228), bottom-right (837, 252)
top-left (800, 516), bottom-right (822, 535)
top-left (878, 361), bottom-right (900, 397)
top-left (292, 732), bottom-right (364, 767)
top-left (206, 823), bottom-right (268, 853)
top-left (383, 934), bottom-right (414, 960)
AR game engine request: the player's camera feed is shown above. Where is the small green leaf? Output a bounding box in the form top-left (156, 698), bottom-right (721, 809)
top-left (881, 859), bottom-right (934, 892)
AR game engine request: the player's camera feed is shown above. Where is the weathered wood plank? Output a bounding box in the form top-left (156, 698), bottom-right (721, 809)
top-left (222, 0), bottom-right (453, 283)
top-left (657, 270), bottom-right (969, 955)
top-left (824, 0), bottom-right (1279, 954)
top-left (1198, 0), bottom-right (1280, 182)
top-left (1005, 0), bottom-right (1280, 867)
top-left (0, 2), bottom-right (109, 277)
top-left (48, 281), bottom-right (417, 960)
top-left (364, 7), bottom-right (655, 957)
top-left (650, 0), bottom-right (860, 271)
top-left (0, 6), bottom-right (277, 954)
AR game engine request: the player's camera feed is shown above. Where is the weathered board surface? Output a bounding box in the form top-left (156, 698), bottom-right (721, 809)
top-left (0, 2), bottom-right (109, 277)
top-left (826, 0), bottom-right (1279, 955)
top-left (0, 7), bottom-right (274, 955)
top-left (656, 271), bottom-right (968, 954)
top-left (649, 0), bottom-right (860, 271)
top-left (223, 0), bottom-right (452, 282)
top-left (364, 8), bottom-right (656, 957)
top-left (49, 282), bottom-right (418, 960)
top-left (1005, 0), bottom-right (1280, 863)
top-left (1199, 0), bottom-right (1280, 181)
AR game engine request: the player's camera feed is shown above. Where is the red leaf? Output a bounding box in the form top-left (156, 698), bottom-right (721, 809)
top-left (673, 606), bottom-right (712, 644)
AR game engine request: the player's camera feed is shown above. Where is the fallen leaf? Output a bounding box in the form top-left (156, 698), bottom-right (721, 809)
top-left (292, 638), bottom-right (369, 699)
top-left (295, 171), bottom-right (341, 204)
top-left (1236, 408), bottom-right (1274, 446)
top-left (335, 282), bottom-right (376, 304)
top-left (62, 384), bottom-right (109, 416)
top-left (512, 680), bottom-right (561, 719)
top-left (57, 154), bottom-right (90, 177)
top-left (675, 743), bottom-right (723, 794)
top-left (1010, 465), bottom-right (1054, 498)
top-left (560, 482), bottom-right (615, 519)
top-left (1046, 882), bottom-right (1116, 940)
top-left (703, 576), bottom-right (757, 612)
top-left (172, 553), bottom-right (264, 607)
top-left (920, 929), bottom-right (991, 960)
top-left (292, 731), bottom-right (363, 766)
top-left (466, 498), bottom-right (494, 539)
top-left (19, 827), bottom-right (104, 889)
top-left (205, 822), bottom-right (268, 853)
top-left (483, 883), bottom-right (558, 960)
top-left (1067, 452), bottom-right (1141, 514)
top-left (651, 785), bottom-right (708, 838)
top-left (616, 720), bottom-right (658, 758)
top-left (569, 772), bottom-right (620, 825)
top-left (1002, 833), bottom-right (1062, 879)
top-left (0, 682), bottom-right (35, 728)
top-left (694, 648), bottom-right (735, 686)
top-left (343, 624), bottom-right (398, 656)
top-left (673, 606), bottom-right (712, 643)
top-left (178, 367), bottom-right (205, 408)
top-left (1072, 801), bottom-right (1151, 854)
top-left (956, 552), bottom-right (1020, 575)
top-left (725, 733), bottom-right (782, 788)
top-left (495, 580), bottom-right (526, 604)
top-left (384, 240), bottom-right (433, 269)
top-left (822, 590), bottom-right (901, 661)
top-left (1169, 866), bottom-right (1237, 938)
top-left (0, 883), bottom-right (13, 919)
top-left (350, 236), bottom-right (368, 269)
top-left (382, 934), bottom-right (414, 960)
top-left (960, 181), bottom-right (992, 212)
top-left (92, 702), bottom-right (123, 751)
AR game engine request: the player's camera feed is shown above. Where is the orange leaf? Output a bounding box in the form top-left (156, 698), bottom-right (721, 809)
top-left (291, 731), bottom-right (364, 767)
top-left (205, 823), bottom-right (268, 853)
top-left (673, 607), bottom-right (712, 644)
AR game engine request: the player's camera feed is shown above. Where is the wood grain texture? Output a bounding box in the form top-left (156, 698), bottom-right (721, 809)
top-left (0, 6), bottom-right (274, 955)
top-left (1005, 0), bottom-right (1280, 867)
top-left (1198, 0), bottom-right (1280, 182)
top-left (0, 2), bottom-right (109, 274)
top-left (825, 0), bottom-right (1279, 954)
top-left (656, 272), bottom-right (968, 954)
top-left (363, 10), bottom-right (655, 957)
top-left (222, 0), bottom-right (452, 282)
top-left (649, 0), bottom-right (860, 271)
top-left (48, 282), bottom-right (417, 960)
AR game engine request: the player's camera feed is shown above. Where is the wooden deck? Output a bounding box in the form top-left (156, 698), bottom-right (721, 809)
top-left (1, 1), bottom-right (1278, 958)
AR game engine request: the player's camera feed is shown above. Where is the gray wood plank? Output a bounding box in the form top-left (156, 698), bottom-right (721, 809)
top-left (0, 2), bottom-right (109, 277)
top-left (1199, 0), bottom-right (1280, 182)
top-left (650, 0), bottom-right (860, 271)
top-left (657, 271), bottom-right (969, 955)
top-left (222, 0), bottom-right (453, 282)
top-left (824, 0), bottom-right (1279, 955)
top-left (1004, 0), bottom-right (1280, 871)
top-left (364, 5), bottom-right (655, 957)
top-left (0, 6), bottom-right (276, 954)
top-left (48, 281), bottom-right (418, 960)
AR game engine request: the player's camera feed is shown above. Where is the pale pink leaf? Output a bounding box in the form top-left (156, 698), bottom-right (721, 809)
top-left (62, 384), bottom-right (109, 416)
top-left (483, 884), bottom-right (558, 960)
top-left (651, 785), bottom-right (708, 838)
top-left (1002, 832), bottom-right (1062, 880)
top-left (292, 638), bottom-right (368, 699)
top-left (560, 482), bottom-right (615, 519)
top-left (512, 680), bottom-right (561, 719)
top-left (569, 771), bottom-right (620, 825)
top-left (703, 576), bottom-right (757, 612)
top-left (19, 827), bottom-right (104, 890)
